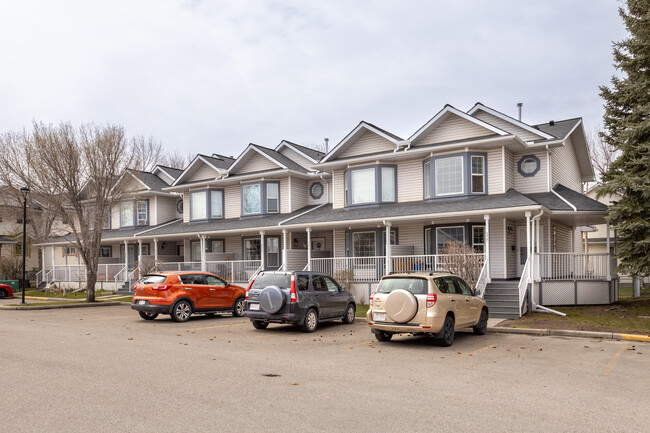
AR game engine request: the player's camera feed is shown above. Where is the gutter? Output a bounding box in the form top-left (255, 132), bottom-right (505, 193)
top-left (278, 203), bottom-right (328, 225)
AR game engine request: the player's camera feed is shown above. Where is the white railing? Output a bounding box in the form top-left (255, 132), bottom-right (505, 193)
top-left (45, 269), bottom-right (55, 285)
top-left (475, 258), bottom-right (489, 298)
top-left (156, 261), bottom-right (202, 272)
top-left (205, 260), bottom-right (262, 283)
top-left (248, 265), bottom-right (263, 283)
top-left (114, 265), bottom-right (127, 285)
top-left (518, 257), bottom-right (531, 316)
top-left (391, 253), bottom-right (485, 274)
top-left (36, 270), bottom-right (44, 287)
top-left (537, 253), bottom-right (610, 281)
top-left (310, 256), bottom-right (386, 282)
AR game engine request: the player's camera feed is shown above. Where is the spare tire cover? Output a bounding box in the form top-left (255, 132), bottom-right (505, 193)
top-left (384, 289), bottom-right (418, 323)
top-left (259, 286), bottom-right (285, 313)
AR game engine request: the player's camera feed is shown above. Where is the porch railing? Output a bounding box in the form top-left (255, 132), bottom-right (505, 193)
top-left (310, 256), bottom-right (386, 282)
top-left (391, 254), bottom-right (485, 274)
top-left (205, 260), bottom-right (261, 283)
top-left (156, 261), bottom-right (201, 272)
top-left (518, 256), bottom-right (531, 316)
top-left (475, 257), bottom-right (489, 298)
top-left (536, 253), bottom-right (610, 281)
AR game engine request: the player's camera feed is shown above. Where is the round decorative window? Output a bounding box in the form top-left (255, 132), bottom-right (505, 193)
top-left (176, 199), bottom-right (184, 214)
top-left (310, 182), bottom-right (324, 199)
top-left (518, 154), bottom-right (540, 177)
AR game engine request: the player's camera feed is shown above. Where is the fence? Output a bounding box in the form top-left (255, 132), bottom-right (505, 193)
top-left (536, 253), bottom-right (610, 281)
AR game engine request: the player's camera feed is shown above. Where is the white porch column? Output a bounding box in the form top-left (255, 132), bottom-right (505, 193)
top-left (260, 231), bottom-right (266, 270)
top-left (41, 247), bottom-right (46, 274)
top-left (282, 229), bottom-right (288, 270)
top-left (385, 222), bottom-right (392, 275)
top-left (200, 235), bottom-right (206, 272)
top-left (124, 240), bottom-right (129, 272)
top-left (484, 214), bottom-right (490, 282)
top-left (51, 246), bottom-right (55, 272)
top-left (606, 222), bottom-right (611, 281)
top-left (306, 228), bottom-right (312, 271)
top-left (137, 240), bottom-right (142, 268)
top-left (153, 239), bottom-right (158, 264)
top-left (525, 211), bottom-right (531, 282)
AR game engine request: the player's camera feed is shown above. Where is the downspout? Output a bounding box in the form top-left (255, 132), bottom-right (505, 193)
top-left (531, 210), bottom-right (566, 316)
top-left (546, 145), bottom-right (551, 192)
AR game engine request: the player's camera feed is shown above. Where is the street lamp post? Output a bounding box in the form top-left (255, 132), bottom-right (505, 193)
top-left (20, 187), bottom-right (29, 305)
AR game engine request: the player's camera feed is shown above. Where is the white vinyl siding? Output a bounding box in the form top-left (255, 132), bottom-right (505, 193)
top-left (111, 204), bottom-right (120, 229)
top-left (472, 110), bottom-right (546, 142)
top-left (416, 113), bottom-right (494, 146)
top-left (397, 159), bottom-right (423, 202)
top-left (514, 150), bottom-right (548, 194)
top-left (487, 147), bottom-right (502, 194)
top-left (551, 136), bottom-right (583, 192)
top-left (337, 130), bottom-right (395, 159)
top-left (235, 152), bottom-right (280, 175)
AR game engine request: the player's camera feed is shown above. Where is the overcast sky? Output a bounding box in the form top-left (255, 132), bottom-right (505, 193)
top-left (0, 0), bottom-right (627, 161)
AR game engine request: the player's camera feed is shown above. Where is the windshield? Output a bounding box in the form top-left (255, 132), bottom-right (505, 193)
top-left (377, 277), bottom-right (428, 295)
top-left (140, 274), bottom-right (167, 285)
top-left (251, 273), bottom-right (291, 290)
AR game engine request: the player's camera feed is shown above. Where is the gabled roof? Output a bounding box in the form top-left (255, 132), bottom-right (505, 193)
top-left (111, 170), bottom-right (170, 195)
top-left (320, 121), bottom-right (404, 163)
top-left (171, 154), bottom-right (231, 186)
top-left (228, 144), bottom-right (309, 175)
top-left (408, 104), bottom-right (509, 144)
top-left (467, 103), bottom-right (554, 140)
top-left (533, 118), bottom-right (582, 140)
top-left (153, 165), bottom-right (184, 184)
top-left (525, 185), bottom-right (607, 212)
top-left (275, 140), bottom-right (325, 163)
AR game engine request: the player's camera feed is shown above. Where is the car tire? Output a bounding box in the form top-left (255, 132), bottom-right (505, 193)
top-left (232, 297), bottom-right (245, 317)
top-left (252, 320), bottom-right (269, 329)
top-left (436, 315), bottom-right (455, 347)
top-left (171, 300), bottom-right (192, 322)
top-left (0, 289), bottom-right (7, 299)
top-left (473, 309), bottom-right (488, 335)
top-left (301, 308), bottom-right (318, 333)
top-left (138, 311), bottom-right (158, 320)
top-left (342, 303), bottom-right (355, 324)
top-left (374, 331), bottom-right (393, 342)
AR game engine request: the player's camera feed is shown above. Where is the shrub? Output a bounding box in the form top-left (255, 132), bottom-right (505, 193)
top-left (438, 241), bottom-right (483, 289)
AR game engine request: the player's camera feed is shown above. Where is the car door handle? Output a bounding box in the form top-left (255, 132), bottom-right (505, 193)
top-left (210, 289), bottom-right (215, 291)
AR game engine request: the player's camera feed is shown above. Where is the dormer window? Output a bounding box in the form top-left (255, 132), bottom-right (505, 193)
top-left (424, 153), bottom-right (487, 199)
top-left (344, 165), bottom-right (396, 207)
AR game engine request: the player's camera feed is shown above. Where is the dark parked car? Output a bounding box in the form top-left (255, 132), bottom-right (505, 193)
top-left (244, 271), bottom-right (356, 333)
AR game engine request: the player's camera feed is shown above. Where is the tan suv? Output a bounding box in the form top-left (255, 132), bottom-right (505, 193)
top-left (366, 272), bottom-right (488, 346)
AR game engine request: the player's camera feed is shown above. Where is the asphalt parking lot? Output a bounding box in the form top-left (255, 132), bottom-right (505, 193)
top-left (1, 303), bottom-right (649, 433)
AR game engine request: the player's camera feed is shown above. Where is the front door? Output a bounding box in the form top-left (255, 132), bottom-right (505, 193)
top-left (266, 237), bottom-right (281, 271)
top-left (120, 245), bottom-right (137, 269)
top-left (517, 226), bottom-right (528, 276)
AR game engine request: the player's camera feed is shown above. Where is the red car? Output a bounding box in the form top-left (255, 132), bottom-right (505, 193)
top-left (131, 271), bottom-right (246, 322)
top-left (0, 283), bottom-right (14, 298)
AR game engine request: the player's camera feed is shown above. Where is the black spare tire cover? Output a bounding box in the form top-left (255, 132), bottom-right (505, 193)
top-left (259, 285), bottom-right (285, 313)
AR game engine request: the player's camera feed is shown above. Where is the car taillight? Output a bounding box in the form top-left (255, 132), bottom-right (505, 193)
top-left (152, 284), bottom-right (171, 291)
top-left (245, 278), bottom-right (255, 300)
top-left (369, 292), bottom-right (376, 306)
top-left (426, 293), bottom-right (437, 308)
top-left (290, 274), bottom-right (297, 302)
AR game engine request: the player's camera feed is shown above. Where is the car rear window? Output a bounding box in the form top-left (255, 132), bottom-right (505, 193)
top-left (251, 273), bottom-right (291, 290)
top-left (377, 277), bottom-right (428, 295)
top-left (140, 274), bottom-right (167, 285)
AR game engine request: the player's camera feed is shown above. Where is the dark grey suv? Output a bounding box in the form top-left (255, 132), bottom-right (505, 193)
top-left (244, 271), bottom-right (356, 333)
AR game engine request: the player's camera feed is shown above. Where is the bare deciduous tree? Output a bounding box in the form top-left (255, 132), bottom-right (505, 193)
top-left (586, 125), bottom-right (621, 188)
top-left (157, 148), bottom-right (193, 170)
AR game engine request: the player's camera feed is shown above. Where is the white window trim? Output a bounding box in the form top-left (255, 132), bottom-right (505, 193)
top-left (434, 156), bottom-right (465, 197)
top-left (471, 155), bottom-right (485, 194)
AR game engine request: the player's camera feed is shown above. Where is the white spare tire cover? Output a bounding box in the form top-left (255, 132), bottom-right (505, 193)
top-left (384, 289), bottom-right (418, 323)
top-left (259, 285), bottom-right (285, 313)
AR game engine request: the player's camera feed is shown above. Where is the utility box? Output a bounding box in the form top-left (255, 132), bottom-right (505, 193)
top-left (0, 280), bottom-right (20, 291)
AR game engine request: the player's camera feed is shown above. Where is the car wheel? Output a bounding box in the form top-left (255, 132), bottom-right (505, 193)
top-left (171, 300), bottom-right (192, 322)
top-left (301, 308), bottom-right (318, 333)
top-left (342, 303), bottom-right (355, 324)
top-left (374, 331), bottom-right (393, 342)
top-left (437, 315), bottom-right (455, 347)
top-left (252, 320), bottom-right (269, 329)
top-left (473, 309), bottom-right (488, 335)
top-left (233, 297), bottom-right (245, 317)
top-left (0, 289), bottom-right (6, 299)
top-left (138, 311), bottom-right (158, 320)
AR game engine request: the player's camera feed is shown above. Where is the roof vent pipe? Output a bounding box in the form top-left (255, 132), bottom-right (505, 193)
top-left (324, 138), bottom-right (329, 153)
top-left (517, 103), bottom-right (523, 121)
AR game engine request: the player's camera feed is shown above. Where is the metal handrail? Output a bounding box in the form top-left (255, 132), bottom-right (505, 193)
top-left (475, 258), bottom-right (489, 298)
top-left (518, 257), bottom-right (531, 316)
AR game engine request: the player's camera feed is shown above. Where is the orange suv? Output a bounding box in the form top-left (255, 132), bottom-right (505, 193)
top-left (131, 271), bottom-right (246, 322)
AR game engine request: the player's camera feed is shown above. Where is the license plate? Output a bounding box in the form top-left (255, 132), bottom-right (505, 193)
top-left (374, 312), bottom-right (386, 322)
top-left (249, 303), bottom-right (260, 311)
top-left (138, 300), bottom-right (146, 305)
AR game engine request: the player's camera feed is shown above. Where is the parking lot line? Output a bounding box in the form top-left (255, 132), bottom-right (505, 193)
top-left (468, 344), bottom-right (496, 356)
top-left (603, 344), bottom-right (627, 376)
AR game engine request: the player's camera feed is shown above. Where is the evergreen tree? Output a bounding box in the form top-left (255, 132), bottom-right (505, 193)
top-left (598, 0), bottom-right (650, 276)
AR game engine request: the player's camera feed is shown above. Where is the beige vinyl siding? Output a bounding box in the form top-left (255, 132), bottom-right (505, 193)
top-left (395, 223), bottom-right (424, 255)
top-left (334, 229), bottom-right (346, 258)
top-left (224, 236), bottom-right (241, 259)
top-left (506, 219), bottom-right (517, 278)
top-left (472, 110), bottom-right (545, 142)
top-left (416, 114), bottom-right (493, 146)
top-left (337, 130), bottom-right (395, 159)
top-left (111, 203), bottom-right (120, 229)
top-left (489, 217), bottom-right (505, 279)
top-left (486, 147), bottom-right (503, 194)
top-left (397, 160), bottom-right (423, 202)
top-left (551, 136), bottom-right (582, 192)
top-left (122, 176), bottom-right (147, 193)
top-left (278, 147), bottom-right (315, 169)
top-left (290, 178), bottom-right (308, 211)
top-left (504, 148), bottom-right (515, 190)
top-left (155, 170), bottom-right (175, 185)
top-left (333, 170), bottom-right (345, 209)
top-left (224, 184), bottom-right (241, 219)
top-left (185, 162), bottom-right (220, 183)
top-left (150, 196), bottom-right (158, 226)
top-left (307, 180), bottom-right (329, 206)
top-left (553, 224), bottom-right (573, 252)
top-left (183, 193), bottom-right (190, 222)
top-left (513, 150), bottom-right (548, 193)
top-left (155, 196), bottom-right (180, 225)
top-left (235, 152), bottom-right (280, 175)
top-left (279, 178), bottom-right (289, 214)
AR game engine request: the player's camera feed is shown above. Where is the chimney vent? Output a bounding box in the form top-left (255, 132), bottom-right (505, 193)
top-left (324, 138), bottom-right (329, 153)
top-left (549, 120), bottom-right (555, 126)
top-left (516, 103), bottom-right (523, 121)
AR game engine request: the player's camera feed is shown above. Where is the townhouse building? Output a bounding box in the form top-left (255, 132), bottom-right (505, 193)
top-left (38, 103), bottom-right (614, 317)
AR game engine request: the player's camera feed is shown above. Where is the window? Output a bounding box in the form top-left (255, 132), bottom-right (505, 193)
top-left (120, 201), bottom-right (134, 227)
top-left (190, 241), bottom-right (202, 262)
top-left (435, 156), bottom-right (464, 196)
top-left (136, 201), bottom-right (148, 225)
top-left (309, 182), bottom-right (324, 199)
top-left (322, 276), bottom-right (340, 293)
top-left (455, 277), bottom-right (474, 296)
top-left (312, 276), bottom-right (329, 292)
top-left (121, 200), bottom-right (148, 227)
top-left (266, 183), bottom-right (279, 213)
top-left (210, 240), bottom-right (225, 253)
top-left (436, 226), bottom-right (465, 253)
top-left (351, 168), bottom-right (375, 204)
top-left (297, 275), bottom-right (309, 291)
top-left (243, 184), bottom-right (261, 215)
top-left (381, 167), bottom-right (396, 202)
top-left (423, 161), bottom-right (431, 198)
top-left (65, 246), bottom-right (77, 256)
top-left (518, 154), bottom-right (540, 177)
top-left (472, 226), bottom-right (485, 253)
top-left (346, 165), bottom-right (396, 206)
top-left (266, 237), bottom-right (280, 268)
top-left (471, 155), bottom-right (485, 193)
top-left (103, 208), bottom-right (111, 229)
top-left (190, 190), bottom-right (207, 220)
top-left (210, 190), bottom-right (223, 218)
top-left (100, 246), bottom-right (111, 258)
top-left (352, 231), bottom-right (376, 257)
top-left (244, 238), bottom-right (261, 261)
top-left (205, 275), bottom-right (226, 286)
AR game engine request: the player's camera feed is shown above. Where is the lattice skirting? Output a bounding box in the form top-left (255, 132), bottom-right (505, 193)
top-left (537, 279), bottom-right (618, 306)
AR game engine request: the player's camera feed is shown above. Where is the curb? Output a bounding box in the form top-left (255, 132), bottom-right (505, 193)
top-left (488, 326), bottom-right (650, 343)
top-left (0, 301), bottom-right (128, 311)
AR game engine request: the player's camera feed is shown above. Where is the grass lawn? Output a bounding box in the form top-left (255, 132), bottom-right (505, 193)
top-left (106, 296), bottom-right (133, 303)
top-left (22, 289), bottom-right (110, 299)
top-left (356, 304), bottom-right (369, 318)
top-left (498, 291), bottom-right (650, 335)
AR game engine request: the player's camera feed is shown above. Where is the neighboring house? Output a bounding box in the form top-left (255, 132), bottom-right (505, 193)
top-left (38, 104), bottom-right (614, 317)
